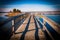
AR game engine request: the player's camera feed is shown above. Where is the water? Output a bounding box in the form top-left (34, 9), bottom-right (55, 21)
top-left (0, 13), bottom-right (9, 22)
top-left (45, 15), bottom-right (60, 25)
top-left (0, 13), bottom-right (8, 16)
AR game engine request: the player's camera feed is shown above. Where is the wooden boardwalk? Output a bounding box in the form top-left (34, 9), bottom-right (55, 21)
top-left (10, 14), bottom-right (60, 40)
top-left (10, 15), bottom-right (46, 40)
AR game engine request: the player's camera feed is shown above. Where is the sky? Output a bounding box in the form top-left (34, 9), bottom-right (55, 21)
top-left (0, 0), bottom-right (60, 12)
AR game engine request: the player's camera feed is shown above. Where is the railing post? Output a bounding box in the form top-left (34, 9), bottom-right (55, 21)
top-left (12, 20), bottom-right (15, 37)
top-left (43, 18), bottom-right (46, 31)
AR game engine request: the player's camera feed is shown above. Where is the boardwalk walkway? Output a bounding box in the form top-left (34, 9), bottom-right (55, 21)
top-left (10, 15), bottom-right (46, 40)
top-left (10, 14), bottom-right (60, 40)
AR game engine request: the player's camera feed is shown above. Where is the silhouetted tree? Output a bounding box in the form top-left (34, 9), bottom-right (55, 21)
top-left (13, 8), bottom-right (16, 12)
top-left (9, 11), bottom-right (12, 13)
top-left (17, 9), bottom-right (21, 13)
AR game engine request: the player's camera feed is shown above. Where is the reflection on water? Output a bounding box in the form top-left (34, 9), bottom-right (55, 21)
top-left (0, 13), bottom-right (8, 16)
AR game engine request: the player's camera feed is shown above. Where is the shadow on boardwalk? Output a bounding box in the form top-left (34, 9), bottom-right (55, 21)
top-left (19, 16), bottom-right (31, 40)
top-left (34, 16), bottom-right (40, 40)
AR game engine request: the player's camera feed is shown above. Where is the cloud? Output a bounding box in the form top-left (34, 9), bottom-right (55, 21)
top-left (0, 4), bottom-right (60, 12)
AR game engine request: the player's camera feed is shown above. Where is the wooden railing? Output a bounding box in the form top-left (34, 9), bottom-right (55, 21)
top-left (35, 16), bottom-right (60, 40)
top-left (0, 13), bottom-right (29, 40)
